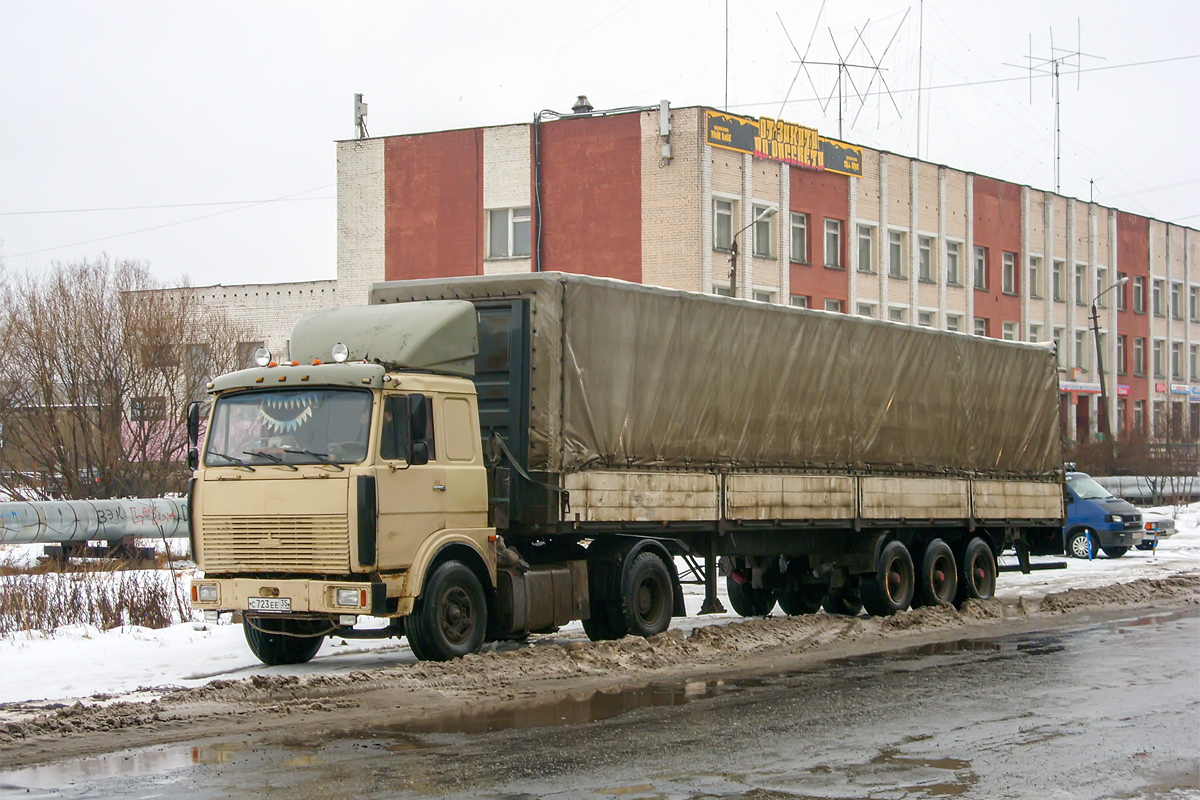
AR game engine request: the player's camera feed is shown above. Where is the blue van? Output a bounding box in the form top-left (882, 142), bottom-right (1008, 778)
top-left (1063, 472), bottom-right (1144, 558)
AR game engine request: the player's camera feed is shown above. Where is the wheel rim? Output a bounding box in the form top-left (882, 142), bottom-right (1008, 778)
top-left (1070, 534), bottom-right (1091, 559)
top-left (930, 554), bottom-right (954, 603)
top-left (439, 586), bottom-right (475, 645)
top-left (968, 553), bottom-right (995, 597)
top-left (883, 555), bottom-right (912, 604)
top-left (635, 574), bottom-right (668, 625)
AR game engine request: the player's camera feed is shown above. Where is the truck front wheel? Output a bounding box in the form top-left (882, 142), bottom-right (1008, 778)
top-left (620, 551), bottom-right (674, 637)
top-left (243, 616), bottom-right (327, 666)
top-left (407, 560), bottom-right (488, 661)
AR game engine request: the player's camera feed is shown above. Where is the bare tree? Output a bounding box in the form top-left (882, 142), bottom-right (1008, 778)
top-left (0, 257), bottom-right (256, 500)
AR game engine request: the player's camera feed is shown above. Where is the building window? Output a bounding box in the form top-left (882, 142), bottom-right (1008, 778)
top-left (1118, 398), bottom-right (1128, 435)
top-left (1074, 264), bottom-right (1086, 305)
top-left (1075, 331), bottom-right (1088, 372)
top-left (918, 236), bottom-right (934, 282)
top-left (714, 285), bottom-right (734, 297)
top-left (1028, 256), bottom-right (1042, 298)
top-left (713, 199), bottom-right (735, 251)
top-left (889, 231), bottom-right (906, 278)
top-left (824, 219), bottom-right (843, 268)
top-left (131, 396), bottom-right (167, 422)
top-left (946, 314), bottom-right (962, 332)
top-left (1172, 342), bottom-right (1183, 379)
top-left (918, 310), bottom-right (935, 328)
top-left (1002, 252), bottom-right (1017, 294)
top-left (487, 207), bottom-right (531, 258)
top-left (1191, 344), bottom-right (1199, 381)
top-left (946, 242), bottom-right (961, 285)
top-left (1153, 339), bottom-right (1165, 378)
top-left (753, 205), bottom-right (774, 257)
top-left (1133, 400), bottom-right (1146, 436)
top-left (1116, 272), bottom-right (1127, 311)
top-left (974, 246), bottom-right (987, 289)
top-left (1133, 276), bottom-right (1145, 313)
top-left (1153, 279), bottom-right (1165, 316)
top-left (1052, 260), bottom-right (1065, 302)
top-left (857, 225), bottom-right (874, 273)
top-left (1029, 324), bottom-right (1042, 343)
top-left (790, 213), bottom-right (808, 263)
top-left (1053, 327), bottom-right (1065, 367)
top-left (790, 294), bottom-right (810, 308)
top-left (889, 306), bottom-right (907, 323)
top-left (974, 317), bottom-right (988, 337)
top-left (1000, 321), bottom-right (1015, 341)
top-left (857, 302), bottom-right (875, 318)
top-left (753, 290), bottom-right (774, 303)
top-left (1134, 337), bottom-right (1146, 376)
top-left (824, 298), bottom-right (844, 313)
top-left (1171, 282), bottom-right (1183, 319)
top-left (1117, 335), bottom-right (1127, 375)
top-left (1095, 268), bottom-right (1109, 307)
top-left (236, 341), bottom-right (265, 369)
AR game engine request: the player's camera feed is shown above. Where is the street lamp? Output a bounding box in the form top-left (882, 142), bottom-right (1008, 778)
top-left (1091, 276), bottom-right (1129, 446)
top-left (728, 206), bottom-right (778, 299)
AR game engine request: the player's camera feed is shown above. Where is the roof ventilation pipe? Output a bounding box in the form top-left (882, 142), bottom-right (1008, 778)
top-left (571, 95), bottom-right (594, 114)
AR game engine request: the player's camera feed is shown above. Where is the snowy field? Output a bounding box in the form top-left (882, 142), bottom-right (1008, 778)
top-left (2, 507), bottom-right (1199, 707)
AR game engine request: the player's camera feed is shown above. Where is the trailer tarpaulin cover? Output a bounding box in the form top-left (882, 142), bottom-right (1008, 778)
top-left (371, 273), bottom-right (1061, 477)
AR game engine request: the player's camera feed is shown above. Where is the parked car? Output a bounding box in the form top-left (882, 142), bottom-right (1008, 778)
top-left (1064, 472), bottom-right (1144, 558)
top-left (1136, 510), bottom-right (1177, 551)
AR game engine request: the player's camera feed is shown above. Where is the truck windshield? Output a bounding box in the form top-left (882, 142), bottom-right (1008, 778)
top-left (205, 388), bottom-right (373, 467)
top-left (1069, 476), bottom-right (1115, 500)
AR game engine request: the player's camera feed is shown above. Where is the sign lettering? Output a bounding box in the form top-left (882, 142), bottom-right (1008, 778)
top-left (705, 110), bottom-right (863, 177)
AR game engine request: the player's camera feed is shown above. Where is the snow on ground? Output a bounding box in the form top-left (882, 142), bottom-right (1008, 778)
top-left (2, 507), bottom-right (1198, 707)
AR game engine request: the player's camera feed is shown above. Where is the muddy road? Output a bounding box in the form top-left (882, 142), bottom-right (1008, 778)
top-left (1, 575), bottom-right (1198, 798)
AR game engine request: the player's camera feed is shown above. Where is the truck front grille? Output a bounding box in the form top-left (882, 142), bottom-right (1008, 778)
top-left (201, 514), bottom-right (350, 573)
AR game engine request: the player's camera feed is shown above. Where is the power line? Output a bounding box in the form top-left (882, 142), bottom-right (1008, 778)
top-left (4, 185), bottom-right (334, 259)
top-left (1, 195), bottom-right (334, 217)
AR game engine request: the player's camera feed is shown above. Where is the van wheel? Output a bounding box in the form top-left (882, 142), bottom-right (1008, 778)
top-left (726, 575), bottom-right (778, 616)
top-left (1102, 546), bottom-right (1129, 558)
top-left (861, 540), bottom-right (915, 616)
top-left (406, 560), bottom-right (487, 661)
top-left (243, 616), bottom-right (327, 666)
top-left (914, 539), bottom-right (958, 607)
top-left (1066, 530), bottom-right (1095, 559)
top-left (956, 538), bottom-right (997, 603)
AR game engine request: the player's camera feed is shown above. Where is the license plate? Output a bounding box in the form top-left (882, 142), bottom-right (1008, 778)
top-left (248, 597), bottom-right (292, 612)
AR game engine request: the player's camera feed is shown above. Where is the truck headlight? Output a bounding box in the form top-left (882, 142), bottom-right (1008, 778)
top-left (1106, 514), bottom-right (1124, 523)
top-left (335, 588), bottom-right (364, 608)
top-left (195, 584), bottom-right (219, 603)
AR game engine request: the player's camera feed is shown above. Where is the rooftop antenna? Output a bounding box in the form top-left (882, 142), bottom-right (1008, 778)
top-left (778, 7), bottom-right (906, 141)
top-left (354, 93), bottom-right (369, 139)
top-left (1006, 20), bottom-right (1103, 194)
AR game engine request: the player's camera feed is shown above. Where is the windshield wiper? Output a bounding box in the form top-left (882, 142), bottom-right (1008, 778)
top-left (243, 449), bottom-right (299, 471)
top-left (282, 447), bottom-right (346, 471)
top-left (207, 451), bottom-right (256, 471)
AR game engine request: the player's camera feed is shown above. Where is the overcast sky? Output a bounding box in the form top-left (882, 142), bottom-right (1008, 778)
top-left (1, 0), bottom-right (1197, 289)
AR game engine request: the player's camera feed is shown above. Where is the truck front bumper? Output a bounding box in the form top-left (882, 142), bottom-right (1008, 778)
top-left (191, 577), bottom-right (390, 617)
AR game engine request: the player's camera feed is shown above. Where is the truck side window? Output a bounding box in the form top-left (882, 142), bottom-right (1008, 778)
top-left (380, 395), bottom-right (435, 461)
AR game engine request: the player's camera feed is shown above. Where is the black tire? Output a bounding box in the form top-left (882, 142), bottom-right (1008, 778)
top-left (1066, 529), bottom-right (1095, 559)
top-left (618, 552), bottom-right (674, 637)
top-left (406, 560), bottom-right (487, 662)
top-left (956, 537), bottom-right (997, 604)
top-left (726, 575), bottom-right (778, 617)
top-left (582, 613), bottom-right (624, 641)
top-left (822, 589), bottom-right (863, 616)
top-left (778, 582), bottom-right (824, 616)
top-left (243, 616), bottom-right (326, 666)
top-left (1102, 546), bottom-right (1129, 558)
top-left (913, 539), bottom-right (958, 607)
top-left (860, 540), bottom-right (915, 616)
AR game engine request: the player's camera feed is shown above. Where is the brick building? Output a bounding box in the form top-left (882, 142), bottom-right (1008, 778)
top-left (214, 101), bottom-right (1200, 446)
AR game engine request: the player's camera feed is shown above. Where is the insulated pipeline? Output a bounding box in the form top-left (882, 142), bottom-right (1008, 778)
top-left (0, 497), bottom-right (189, 544)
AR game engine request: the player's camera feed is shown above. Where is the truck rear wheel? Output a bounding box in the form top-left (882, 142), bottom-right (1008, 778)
top-left (778, 582), bottom-right (824, 616)
top-left (243, 616), bottom-right (327, 666)
top-left (956, 537), bottom-right (997, 604)
top-left (860, 540), bottom-right (915, 616)
top-left (619, 551), bottom-right (674, 637)
top-left (913, 539), bottom-right (958, 607)
top-left (406, 560), bottom-right (487, 661)
top-left (726, 575), bottom-right (778, 617)
top-left (822, 588), bottom-right (862, 616)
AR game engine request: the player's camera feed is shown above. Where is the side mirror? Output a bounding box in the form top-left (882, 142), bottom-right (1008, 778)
top-left (187, 401), bottom-right (201, 448)
top-left (187, 447), bottom-right (199, 471)
top-left (407, 440), bottom-right (430, 466)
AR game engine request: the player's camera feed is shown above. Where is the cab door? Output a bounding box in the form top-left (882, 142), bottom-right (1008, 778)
top-left (373, 393), bottom-right (447, 571)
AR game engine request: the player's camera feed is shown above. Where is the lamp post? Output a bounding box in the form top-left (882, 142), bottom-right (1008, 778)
top-left (1091, 276), bottom-right (1129, 451)
top-left (729, 206), bottom-right (778, 299)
